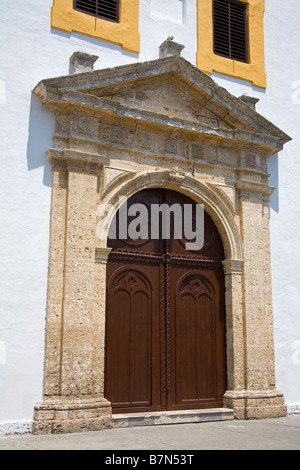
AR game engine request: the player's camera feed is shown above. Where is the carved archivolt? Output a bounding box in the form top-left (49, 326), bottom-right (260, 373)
top-left (100, 171), bottom-right (243, 262)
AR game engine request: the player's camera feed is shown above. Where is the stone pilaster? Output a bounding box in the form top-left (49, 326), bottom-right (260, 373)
top-left (33, 159), bottom-right (112, 434)
top-left (222, 260), bottom-right (245, 393)
top-left (223, 181), bottom-right (287, 419)
top-left (42, 163), bottom-right (68, 398)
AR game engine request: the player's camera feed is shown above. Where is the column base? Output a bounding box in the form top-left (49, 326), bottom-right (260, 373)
top-left (32, 397), bottom-right (112, 435)
top-left (223, 389), bottom-right (287, 420)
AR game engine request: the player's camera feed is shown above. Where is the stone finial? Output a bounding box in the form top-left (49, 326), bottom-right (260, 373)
top-left (70, 51), bottom-right (99, 74)
top-left (160, 37), bottom-right (185, 58)
top-left (239, 93), bottom-right (260, 110)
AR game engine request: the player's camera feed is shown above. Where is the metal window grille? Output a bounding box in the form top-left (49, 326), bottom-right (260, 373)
top-left (74, 0), bottom-right (120, 23)
top-left (213, 0), bottom-right (248, 63)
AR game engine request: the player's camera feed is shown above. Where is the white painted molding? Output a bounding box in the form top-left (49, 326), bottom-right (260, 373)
top-left (0, 420), bottom-right (33, 436)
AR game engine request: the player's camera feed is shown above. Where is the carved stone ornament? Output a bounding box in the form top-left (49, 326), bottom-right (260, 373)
top-left (167, 171), bottom-right (186, 185)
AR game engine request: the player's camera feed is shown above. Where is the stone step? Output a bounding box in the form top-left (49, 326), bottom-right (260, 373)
top-left (111, 408), bottom-right (235, 428)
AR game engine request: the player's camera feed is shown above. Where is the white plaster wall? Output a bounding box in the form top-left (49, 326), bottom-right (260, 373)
top-left (265, 0), bottom-right (300, 412)
top-left (0, 0), bottom-right (198, 433)
top-left (211, 0), bottom-right (300, 412)
top-left (0, 0), bottom-right (299, 432)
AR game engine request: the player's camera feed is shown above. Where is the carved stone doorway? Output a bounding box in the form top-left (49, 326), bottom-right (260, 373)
top-left (32, 46), bottom-right (290, 434)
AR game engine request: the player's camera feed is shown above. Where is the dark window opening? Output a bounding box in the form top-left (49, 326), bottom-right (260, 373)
top-left (213, 0), bottom-right (248, 63)
top-left (74, 0), bottom-right (120, 23)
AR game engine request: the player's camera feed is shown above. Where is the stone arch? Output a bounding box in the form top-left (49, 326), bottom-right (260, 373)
top-left (100, 171), bottom-right (245, 405)
top-left (99, 170), bottom-right (243, 263)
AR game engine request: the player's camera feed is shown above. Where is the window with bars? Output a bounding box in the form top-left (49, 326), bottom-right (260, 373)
top-left (74, 0), bottom-right (120, 23)
top-left (213, 0), bottom-right (248, 63)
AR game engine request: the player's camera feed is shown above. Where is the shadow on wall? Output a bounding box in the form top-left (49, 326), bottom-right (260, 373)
top-left (268, 153), bottom-right (279, 214)
top-left (26, 25), bottom-right (139, 190)
top-left (51, 28), bottom-right (139, 74)
top-left (212, 71), bottom-right (267, 96)
top-left (26, 93), bottom-right (55, 188)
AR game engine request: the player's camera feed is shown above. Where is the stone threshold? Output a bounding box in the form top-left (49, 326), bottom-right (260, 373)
top-left (111, 408), bottom-right (234, 428)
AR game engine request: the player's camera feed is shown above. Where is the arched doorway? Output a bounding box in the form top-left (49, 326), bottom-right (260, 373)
top-left (105, 188), bottom-right (227, 414)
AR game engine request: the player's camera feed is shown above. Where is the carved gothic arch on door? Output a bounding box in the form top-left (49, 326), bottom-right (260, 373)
top-left (32, 45), bottom-right (290, 434)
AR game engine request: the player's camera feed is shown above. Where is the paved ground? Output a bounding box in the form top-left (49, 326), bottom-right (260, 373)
top-left (0, 415), bottom-right (299, 451)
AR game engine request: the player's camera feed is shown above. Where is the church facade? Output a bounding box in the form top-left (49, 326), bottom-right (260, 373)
top-left (1, 0), bottom-right (300, 434)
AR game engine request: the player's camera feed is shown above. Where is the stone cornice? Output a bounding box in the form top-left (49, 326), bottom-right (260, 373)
top-left (40, 87), bottom-right (284, 155)
top-left (33, 55), bottom-right (291, 147)
top-left (222, 259), bottom-right (244, 276)
top-left (236, 180), bottom-right (275, 199)
top-left (47, 148), bottom-right (103, 171)
top-left (95, 247), bottom-right (112, 264)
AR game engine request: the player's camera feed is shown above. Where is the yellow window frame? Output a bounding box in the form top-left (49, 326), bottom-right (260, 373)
top-left (51, 0), bottom-right (140, 53)
top-left (197, 0), bottom-right (266, 88)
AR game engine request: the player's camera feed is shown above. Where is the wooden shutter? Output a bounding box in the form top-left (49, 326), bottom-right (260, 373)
top-left (74, 0), bottom-right (120, 23)
top-left (213, 0), bottom-right (248, 63)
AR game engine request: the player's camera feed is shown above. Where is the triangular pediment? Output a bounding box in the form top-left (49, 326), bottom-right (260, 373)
top-left (88, 73), bottom-right (241, 131)
top-left (34, 55), bottom-right (291, 149)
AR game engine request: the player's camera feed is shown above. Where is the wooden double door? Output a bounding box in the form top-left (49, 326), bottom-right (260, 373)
top-left (105, 189), bottom-right (226, 414)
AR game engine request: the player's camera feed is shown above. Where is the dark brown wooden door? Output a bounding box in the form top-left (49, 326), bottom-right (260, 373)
top-left (105, 189), bottom-right (226, 414)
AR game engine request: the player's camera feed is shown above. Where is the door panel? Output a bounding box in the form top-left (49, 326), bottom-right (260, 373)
top-left (105, 260), bottom-right (163, 413)
top-left (105, 189), bottom-right (226, 413)
top-left (167, 266), bottom-right (226, 410)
